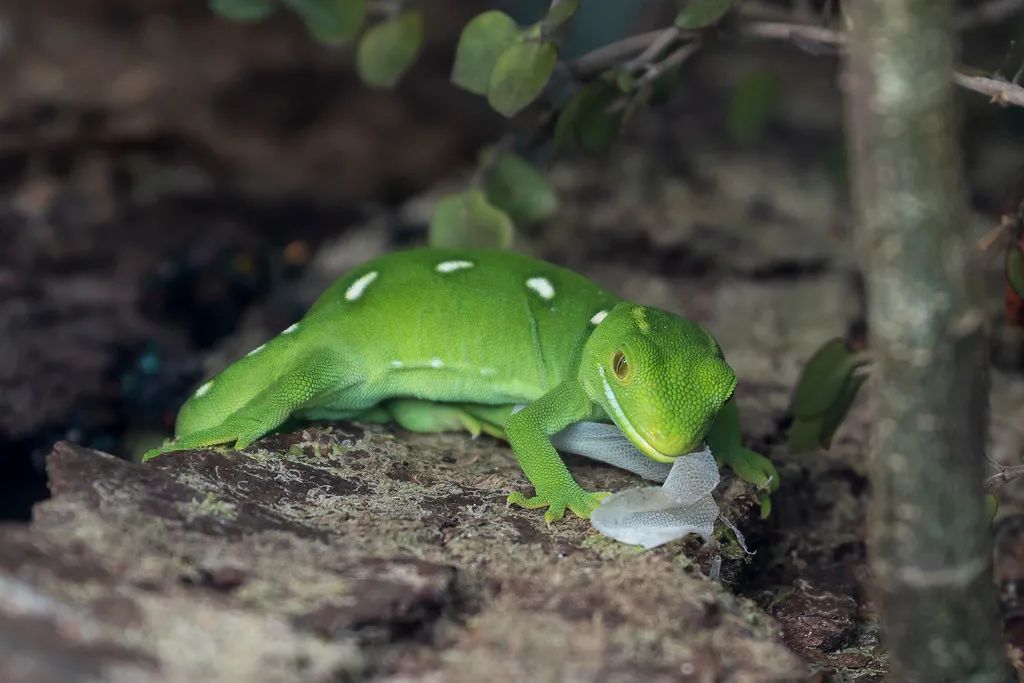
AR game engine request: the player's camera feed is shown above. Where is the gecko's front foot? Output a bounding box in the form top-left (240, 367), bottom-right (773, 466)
top-left (507, 488), bottom-right (611, 523)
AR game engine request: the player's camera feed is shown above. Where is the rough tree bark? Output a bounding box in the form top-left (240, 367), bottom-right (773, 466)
top-left (843, 2), bottom-right (1009, 681)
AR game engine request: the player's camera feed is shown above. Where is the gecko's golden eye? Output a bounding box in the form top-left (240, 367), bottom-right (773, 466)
top-left (613, 351), bottom-right (629, 380)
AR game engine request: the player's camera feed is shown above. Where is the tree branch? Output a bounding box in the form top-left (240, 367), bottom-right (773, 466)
top-left (843, 1), bottom-right (1009, 678)
top-left (569, 16), bottom-right (1024, 111)
top-left (985, 463), bottom-right (1024, 492)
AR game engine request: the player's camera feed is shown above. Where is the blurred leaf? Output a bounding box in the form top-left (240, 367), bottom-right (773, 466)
top-left (553, 89), bottom-right (585, 154)
top-left (284, 0), bottom-right (364, 44)
top-left (986, 493), bottom-right (999, 522)
top-left (484, 153), bottom-right (557, 225)
top-left (488, 41), bottom-right (558, 117)
top-left (1007, 244), bottom-right (1024, 298)
top-left (575, 82), bottom-right (622, 154)
top-left (429, 190), bottom-right (515, 249)
top-left (544, 0), bottom-right (580, 30)
top-left (728, 71), bottom-right (780, 144)
top-left (787, 415), bottom-right (825, 455)
top-left (818, 372), bottom-right (868, 448)
top-left (675, 0), bottom-right (735, 29)
top-left (357, 11), bottom-right (423, 88)
top-left (210, 0), bottom-right (275, 22)
top-left (451, 11), bottom-right (521, 95)
top-left (791, 338), bottom-right (866, 418)
top-left (614, 66), bottom-right (636, 93)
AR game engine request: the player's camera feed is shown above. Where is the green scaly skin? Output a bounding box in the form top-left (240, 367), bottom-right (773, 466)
top-left (144, 247), bottom-right (772, 522)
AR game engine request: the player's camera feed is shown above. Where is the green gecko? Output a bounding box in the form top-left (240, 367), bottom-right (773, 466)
top-left (144, 247), bottom-right (777, 521)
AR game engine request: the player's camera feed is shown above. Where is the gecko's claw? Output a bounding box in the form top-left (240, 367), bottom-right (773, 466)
top-left (506, 489), bottom-right (611, 522)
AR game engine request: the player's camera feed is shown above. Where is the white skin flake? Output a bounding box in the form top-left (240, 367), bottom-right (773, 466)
top-left (391, 360), bottom-right (404, 368)
top-left (282, 324), bottom-right (299, 334)
top-left (435, 260), bottom-right (474, 273)
top-left (526, 277), bottom-right (555, 300)
top-left (590, 310), bottom-right (608, 325)
top-left (246, 344), bottom-right (266, 357)
top-left (429, 358), bottom-right (444, 368)
top-left (345, 271), bottom-right (379, 301)
top-left (194, 381), bottom-right (213, 398)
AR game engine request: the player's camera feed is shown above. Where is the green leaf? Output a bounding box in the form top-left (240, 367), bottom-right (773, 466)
top-left (788, 416), bottom-right (825, 454)
top-left (728, 71), bottom-right (780, 144)
top-left (544, 0), bottom-right (580, 30)
top-left (675, 0), bottom-right (735, 29)
top-left (451, 11), bottom-right (521, 95)
top-left (577, 84), bottom-right (621, 153)
top-left (357, 11), bottom-right (423, 88)
top-left (284, 0), bottom-right (364, 45)
top-left (484, 153), bottom-right (557, 225)
top-left (614, 66), bottom-right (636, 93)
top-left (429, 190), bottom-right (515, 249)
top-left (1007, 244), bottom-right (1024, 298)
top-left (488, 41), bottom-right (558, 117)
top-left (818, 372), bottom-right (868, 448)
top-left (986, 493), bottom-right (999, 522)
top-left (790, 338), bottom-right (867, 419)
top-left (553, 89), bottom-right (585, 154)
top-left (210, 0), bottom-right (275, 22)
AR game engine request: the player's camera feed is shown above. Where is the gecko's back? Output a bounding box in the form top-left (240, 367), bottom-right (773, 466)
top-left (174, 248), bottom-right (620, 437)
top-left (305, 248), bottom-right (621, 405)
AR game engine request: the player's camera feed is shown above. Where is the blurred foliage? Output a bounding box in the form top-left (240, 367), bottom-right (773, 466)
top-left (282, 0), bottom-right (365, 44)
top-left (357, 11), bottom-right (423, 87)
top-left (727, 71), bottom-right (780, 144)
top-left (210, 0), bottom-right (275, 22)
top-left (675, 0), bottom-right (736, 30)
top-left (488, 39), bottom-right (559, 117)
top-left (789, 338), bottom-right (870, 454)
top-left (428, 189), bottom-right (514, 250)
top-left (451, 11), bottom-right (522, 95)
top-left (484, 152), bottom-right (558, 225)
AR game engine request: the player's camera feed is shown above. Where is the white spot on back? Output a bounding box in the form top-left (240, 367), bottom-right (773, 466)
top-left (435, 260), bottom-right (474, 273)
top-left (480, 367), bottom-right (496, 377)
top-left (345, 271), bottom-right (378, 301)
top-left (590, 310), bottom-right (608, 325)
top-left (391, 360), bottom-right (404, 368)
top-left (194, 381), bottom-right (213, 398)
top-left (247, 344), bottom-right (266, 357)
top-left (526, 277), bottom-right (555, 300)
top-left (429, 358), bottom-right (444, 368)
top-left (282, 323), bottom-right (299, 334)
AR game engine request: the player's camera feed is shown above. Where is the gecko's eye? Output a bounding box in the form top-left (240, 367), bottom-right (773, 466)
top-left (612, 351), bottom-right (629, 380)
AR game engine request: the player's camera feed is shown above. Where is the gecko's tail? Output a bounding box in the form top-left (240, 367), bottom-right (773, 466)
top-left (173, 322), bottom-right (307, 438)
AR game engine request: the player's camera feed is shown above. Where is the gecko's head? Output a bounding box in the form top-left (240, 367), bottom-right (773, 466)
top-left (579, 303), bottom-right (736, 462)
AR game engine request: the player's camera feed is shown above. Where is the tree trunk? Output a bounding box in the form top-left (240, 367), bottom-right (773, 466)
top-left (843, 1), bottom-right (1009, 681)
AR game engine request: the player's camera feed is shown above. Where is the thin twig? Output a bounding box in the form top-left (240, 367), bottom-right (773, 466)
top-left (637, 39), bottom-right (706, 88)
top-left (625, 26), bottom-right (682, 73)
top-left (570, 29), bottom-right (669, 78)
top-left (953, 71), bottom-right (1024, 107)
top-left (741, 21), bottom-right (843, 46)
top-left (954, 0), bottom-right (1024, 31)
top-left (747, 21), bottom-right (1024, 109)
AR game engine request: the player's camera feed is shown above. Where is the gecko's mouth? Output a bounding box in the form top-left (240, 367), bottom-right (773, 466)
top-left (598, 366), bottom-right (689, 463)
